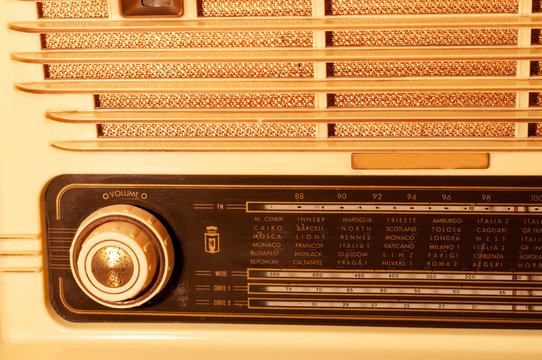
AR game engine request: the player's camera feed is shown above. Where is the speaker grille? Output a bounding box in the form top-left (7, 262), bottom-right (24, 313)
top-left (42, 31), bottom-right (314, 50)
top-left (328, 61), bottom-right (518, 78)
top-left (99, 123), bottom-right (317, 138)
top-left (328, 29), bottom-right (518, 47)
top-left (46, 63), bottom-right (315, 79)
top-left (325, 0), bottom-right (519, 15)
top-left (329, 93), bottom-right (517, 108)
top-left (11, 0), bottom-right (542, 148)
top-left (530, 93), bottom-right (542, 107)
top-left (197, 0), bottom-right (313, 17)
top-left (38, 0), bottom-right (109, 18)
top-left (531, 61), bottom-right (542, 76)
top-left (97, 94), bottom-right (316, 109)
top-left (331, 122), bottom-right (516, 137)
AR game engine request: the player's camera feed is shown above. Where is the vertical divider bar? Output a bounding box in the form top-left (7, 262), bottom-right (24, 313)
top-left (313, 0), bottom-right (329, 139)
top-left (517, 0), bottom-right (533, 139)
top-left (184, 0), bottom-right (198, 19)
top-left (108, 0), bottom-right (122, 20)
top-left (521, 0), bottom-right (534, 15)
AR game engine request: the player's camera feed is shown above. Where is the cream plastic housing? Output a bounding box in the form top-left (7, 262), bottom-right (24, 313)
top-left (70, 205), bottom-right (174, 308)
top-left (4, 0), bottom-right (542, 359)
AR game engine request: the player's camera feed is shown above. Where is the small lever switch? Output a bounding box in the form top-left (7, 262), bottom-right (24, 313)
top-left (141, 0), bottom-right (171, 7)
top-left (121, 0), bottom-right (182, 16)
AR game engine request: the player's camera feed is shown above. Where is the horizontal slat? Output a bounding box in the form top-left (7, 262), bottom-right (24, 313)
top-left (0, 234), bottom-right (39, 240)
top-left (0, 235), bottom-right (41, 257)
top-left (52, 139), bottom-right (542, 152)
top-left (0, 236), bottom-right (42, 273)
top-left (16, 79), bottom-right (542, 94)
top-left (12, 48), bottom-right (542, 64)
top-left (9, 16), bottom-right (542, 33)
top-left (47, 109), bottom-right (542, 123)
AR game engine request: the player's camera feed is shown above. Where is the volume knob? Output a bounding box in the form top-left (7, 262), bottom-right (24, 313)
top-left (70, 205), bottom-right (174, 309)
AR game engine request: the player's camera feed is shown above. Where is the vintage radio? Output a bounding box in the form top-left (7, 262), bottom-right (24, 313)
top-left (3, 0), bottom-right (542, 358)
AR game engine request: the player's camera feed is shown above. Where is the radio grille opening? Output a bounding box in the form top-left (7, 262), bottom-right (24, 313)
top-left (197, 0), bottom-right (312, 17)
top-left (328, 93), bottom-right (517, 108)
top-left (327, 29), bottom-right (519, 47)
top-left (528, 123), bottom-right (542, 136)
top-left (96, 94), bottom-right (316, 109)
top-left (98, 123), bottom-right (317, 138)
top-left (41, 31), bottom-right (314, 50)
top-left (531, 61), bottom-right (542, 77)
top-left (37, 0), bottom-right (109, 18)
top-left (532, 29), bottom-right (542, 45)
top-left (325, 0), bottom-right (519, 15)
top-left (45, 63), bottom-right (315, 79)
top-left (529, 93), bottom-right (542, 107)
top-left (330, 122), bottom-right (516, 138)
top-left (327, 61), bottom-right (518, 78)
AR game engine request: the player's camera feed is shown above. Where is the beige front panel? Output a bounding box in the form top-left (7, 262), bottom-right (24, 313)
top-left (2, 0), bottom-right (542, 358)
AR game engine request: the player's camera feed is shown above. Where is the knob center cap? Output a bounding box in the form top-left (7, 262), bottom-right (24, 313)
top-left (91, 246), bottom-right (134, 288)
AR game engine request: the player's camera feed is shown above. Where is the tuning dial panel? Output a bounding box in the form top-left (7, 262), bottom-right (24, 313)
top-left (69, 205), bottom-right (174, 309)
top-left (45, 175), bottom-right (542, 328)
